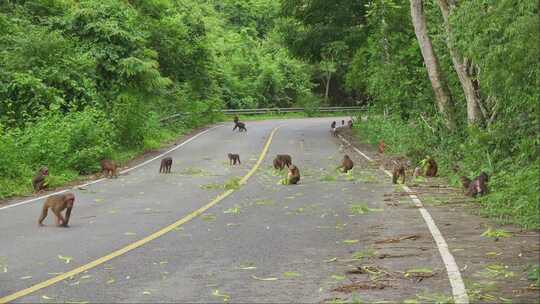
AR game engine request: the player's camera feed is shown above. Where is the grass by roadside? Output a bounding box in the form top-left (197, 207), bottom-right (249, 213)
top-left (351, 112), bottom-right (539, 230)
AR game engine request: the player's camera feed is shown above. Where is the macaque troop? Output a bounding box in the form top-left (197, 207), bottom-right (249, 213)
top-left (31, 117), bottom-right (487, 228)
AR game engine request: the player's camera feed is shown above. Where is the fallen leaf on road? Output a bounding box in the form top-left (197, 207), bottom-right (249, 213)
top-left (42, 295), bottom-right (53, 300)
top-left (212, 290), bottom-right (230, 302)
top-left (486, 252), bottom-right (502, 257)
top-left (251, 275), bottom-right (278, 281)
top-left (375, 235), bottom-right (419, 244)
top-left (106, 278), bottom-right (115, 284)
top-left (69, 281), bottom-right (80, 286)
top-left (20, 276), bottom-right (32, 280)
top-left (343, 240), bottom-right (359, 244)
top-left (201, 214), bottom-right (216, 221)
top-left (283, 272), bottom-right (301, 278)
top-left (80, 275), bottom-right (92, 280)
top-left (331, 275), bottom-right (346, 281)
top-left (124, 232), bottom-right (136, 236)
top-left (66, 300), bottom-right (89, 304)
top-left (58, 255), bottom-right (73, 264)
top-left (142, 291), bottom-right (151, 295)
top-left (226, 223), bottom-right (240, 227)
top-left (94, 198), bottom-right (103, 203)
top-left (172, 226), bottom-right (184, 231)
top-left (238, 266), bottom-right (257, 270)
top-left (48, 272), bottom-right (63, 275)
top-left (324, 257), bottom-right (338, 263)
top-left (224, 205), bottom-right (241, 215)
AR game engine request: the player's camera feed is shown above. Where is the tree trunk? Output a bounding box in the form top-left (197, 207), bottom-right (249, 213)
top-left (437, 0), bottom-right (483, 126)
top-left (324, 72), bottom-right (331, 104)
top-left (410, 0), bottom-right (456, 130)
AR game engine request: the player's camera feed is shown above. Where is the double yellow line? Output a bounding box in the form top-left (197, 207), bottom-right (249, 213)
top-left (0, 127), bottom-right (279, 304)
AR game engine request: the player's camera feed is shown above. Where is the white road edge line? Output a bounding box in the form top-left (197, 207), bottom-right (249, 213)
top-left (0, 125), bottom-right (223, 211)
top-left (338, 134), bottom-right (469, 304)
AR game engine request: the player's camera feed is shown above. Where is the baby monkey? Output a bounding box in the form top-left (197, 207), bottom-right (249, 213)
top-left (159, 157), bottom-right (173, 173)
top-left (339, 155), bottom-right (354, 173)
top-left (287, 165), bottom-right (301, 185)
top-left (228, 153), bottom-right (241, 165)
top-left (462, 172), bottom-right (489, 197)
top-left (38, 193), bottom-right (75, 227)
top-left (32, 166), bottom-right (49, 192)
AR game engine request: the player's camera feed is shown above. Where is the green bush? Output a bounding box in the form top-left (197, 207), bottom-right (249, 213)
top-left (355, 111), bottom-right (540, 229)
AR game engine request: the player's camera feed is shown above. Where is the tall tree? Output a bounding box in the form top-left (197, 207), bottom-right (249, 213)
top-left (410, 0), bottom-right (455, 130)
top-left (437, 0), bottom-right (482, 126)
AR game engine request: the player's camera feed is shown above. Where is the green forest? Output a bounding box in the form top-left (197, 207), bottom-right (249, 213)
top-left (0, 0), bottom-right (538, 228)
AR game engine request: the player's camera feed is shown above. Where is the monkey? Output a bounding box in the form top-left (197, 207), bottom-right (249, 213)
top-left (287, 165), bottom-right (301, 185)
top-left (228, 153), bottom-right (241, 165)
top-left (38, 193), bottom-right (75, 227)
top-left (159, 157), bottom-right (173, 173)
top-left (339, 155), bottom-right (354, 173)
top-left (465, 172), bottom-right (489, 197)
top-left (460, 176), bottom-right (471, 191)
top-left (347, 120), bottom-right (353, 128)
top-left (233, 115), bottom-right (239, 124)
top-left (331, 121), bottom-right (336, 129)
top-left (32, 167), bottom-right (49, 193)
top-left (273, 157), bottom-right (284, 170)
top-left (276, 154), bottom-right (292, 168)
top-left (392, 163), bottom-right (406, 184)
top-left (378, 140), bottom-right (385, 154)
top-left (233, 121), bottom-right (247, 132)
top-left (341, 120), bottom-right (345, 126)
top-left (425, 157), bottom-right (438, 177)
top-left (100, 159), bottom-right (118, 178)
top-left (412, 166), bottom-right (422, 179)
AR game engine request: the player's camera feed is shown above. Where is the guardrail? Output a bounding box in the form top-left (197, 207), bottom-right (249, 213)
top-left (159, 106), bottom-right (364, 123)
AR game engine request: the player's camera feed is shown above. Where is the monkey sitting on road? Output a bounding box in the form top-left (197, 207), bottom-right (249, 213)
top-left (228, 153), bottom-right (241, 165)
top-left (100, 159), bottom-right (118, 178)
top-left (273, 157), bottom-right (284, 170)
top-left (159, 157), bottom-right (173, 173)
top-left (347, 120), bottom-right (353, 128)
top-left (38, 193), bottom-right (75, 227)
top-left (233, 121), bottom-right (247, 132)
top-left (276, 154), bottom-right (292, 168)
top-left (32, 167), bottom-right (49, 193)
top-left (392, 163), bottom-right (406, 184)
top-left (287, 165), bottom-right (301, 185)
top-left (338, 155), bottom-right (354, 173)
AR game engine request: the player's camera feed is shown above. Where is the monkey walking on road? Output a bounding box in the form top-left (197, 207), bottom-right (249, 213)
top-left (38, 193), bottom-right (75, 227)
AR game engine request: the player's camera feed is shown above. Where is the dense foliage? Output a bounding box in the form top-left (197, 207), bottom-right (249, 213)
top-left (0, 0), bottom-right (313, 198)
top-left (1, 0), bottom-right (538, 229)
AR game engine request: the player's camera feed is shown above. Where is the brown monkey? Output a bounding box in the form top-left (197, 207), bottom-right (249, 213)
top-left (378, 140), bottom-right (385, 154)
top-left (425, 157), bottom-right (438, 177)
top-left (233, 121), bottom-right (247, 132)
top-left (276, 154), bottom-right (292, 168)
top-left (159, 157), bottom-right (173, 173)
top-left (273, 157), bottom-right (285, 170)
top-left (228, 153), bottom-right (241, 165)
top-left (32, 167), bottom-right (49, 192)
top-left (339, 155), bottom-right (354, 173)
top-left (465, 172), bottom-right (489, 197)
top-left (341, 120), bottom-right (345, 126)
top-left (412, 166), bottom-right (422, 179)
top-left (233, 115), bottom-right (239, 124)
top-left (100, 159), bottom-right (118, 178)
top-left (347, 120), bottom-right (353, 128)
top-left (38, 193), bottom-right (75, 227)
top-left (287, 165), bottom-right (301, 185)
top-left (392, 163), bottom-right (406, 184)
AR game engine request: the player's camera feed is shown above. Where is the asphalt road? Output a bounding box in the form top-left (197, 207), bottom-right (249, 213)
top-left (0, 118), bottom-right (453, 303)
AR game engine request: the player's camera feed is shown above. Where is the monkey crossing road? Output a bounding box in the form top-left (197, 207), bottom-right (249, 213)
top-left (1, 118), bottom-right (534, 304)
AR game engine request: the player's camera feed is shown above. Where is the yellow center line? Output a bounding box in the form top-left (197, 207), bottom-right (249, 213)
top-left (0, 127), bottom-right (280, 304)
